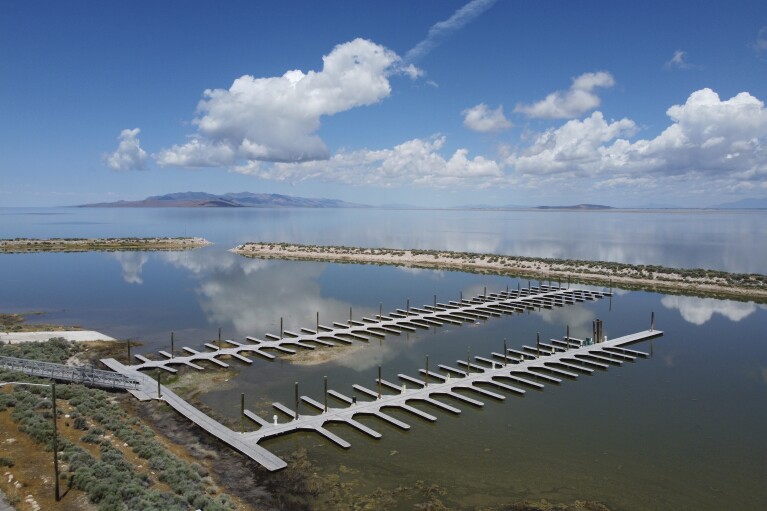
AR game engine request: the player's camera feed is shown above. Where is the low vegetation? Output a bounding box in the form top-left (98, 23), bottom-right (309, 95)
top-left (0, 237), bottom-right (211, 253)
top-left (1, 312), bottom-right (82, 333)
top-left (0, 339), bottom-right (235, 511)
top-left (233, 242), bottom-right (767, 302)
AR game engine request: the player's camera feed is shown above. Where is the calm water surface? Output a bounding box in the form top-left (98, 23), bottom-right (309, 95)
top-left (1, 207), bottom-right (765, 510)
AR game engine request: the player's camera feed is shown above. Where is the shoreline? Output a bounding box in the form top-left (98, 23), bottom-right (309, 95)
top-left (0, 236), bottom-right (211, 253)
top-left (232, 242), bottom-right (767, 302)
top-left (0, 330), bottom-right (116, 344)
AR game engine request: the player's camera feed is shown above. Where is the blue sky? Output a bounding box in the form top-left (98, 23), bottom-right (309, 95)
top-left (2, 0), bottom-right (766, 207)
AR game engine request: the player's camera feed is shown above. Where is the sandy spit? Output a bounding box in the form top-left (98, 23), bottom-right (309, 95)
top-left (231, 242), bottom-right (767, 302)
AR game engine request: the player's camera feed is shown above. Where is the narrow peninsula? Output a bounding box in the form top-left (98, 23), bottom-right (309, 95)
top-left (0, 237), bottom-right (211, 253)
top-left (232, 242), bottom-right (767, 302)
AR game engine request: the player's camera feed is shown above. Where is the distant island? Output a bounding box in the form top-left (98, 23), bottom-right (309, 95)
top-left (80, 192), bottom-right (368, 208)
top-left (709, 197), bottom-right (767, 209)
top-left (536, 204), bottom-right (613, 210)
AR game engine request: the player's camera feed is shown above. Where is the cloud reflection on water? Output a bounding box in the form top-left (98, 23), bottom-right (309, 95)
top-left (112, 252), bottom-right (150, 284)
top-left (158, 250), bottom-right (376, 344)
top-left (661, 295), bottom-right (757, 325)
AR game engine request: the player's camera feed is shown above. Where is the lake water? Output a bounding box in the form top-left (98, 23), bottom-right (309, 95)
top-left (1, 207), bottom-right (766, 510)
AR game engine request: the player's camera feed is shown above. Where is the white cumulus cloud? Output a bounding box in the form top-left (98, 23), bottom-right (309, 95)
top-left (234, 136), bottom-right (504, 189)
top-left (462, 103), bottom-right (512, 132)
top-left (105, 128), bottom-right (148, 171)
top-left (515, 71), bottom-right (615, 119)
top-left (156, 38), bottom-right (401, 166)
top-left (507, 88), bottom-right (767, 193)
top-left (510, 111), bottom-right (637, 175)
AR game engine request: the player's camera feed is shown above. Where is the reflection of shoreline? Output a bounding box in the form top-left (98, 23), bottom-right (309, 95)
top-left (232, 242), bottom-right (767, 302)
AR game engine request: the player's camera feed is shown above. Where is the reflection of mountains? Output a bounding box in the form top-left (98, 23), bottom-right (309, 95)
top-left (661, 295), bottom-right (764, 325)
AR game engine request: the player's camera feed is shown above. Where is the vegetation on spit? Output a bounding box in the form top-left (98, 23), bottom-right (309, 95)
top-left (0, 339), bottom-right (234, 511)
top-left (233, 242), bottom-right (767, 302)
top-left (0, 237), bottom-right (211, 253)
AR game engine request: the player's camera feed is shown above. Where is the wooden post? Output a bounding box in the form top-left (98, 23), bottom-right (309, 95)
top-left (52, 383), bottom-right (60, 501)
top-left (460, 291), bottom-right (463, 301)
top-left (503, 339), bottom-right (508, 366)
top-left (240, 393), bottom-right (245, 433)
top-left (536, 332), bottom-right (540, 358)
top-left (324, 376), bottom-right (328, 412)
top-left (294, 382), bottom-right (299, 420)
top-left (349, 307), bottom-right (352, 326)
top-left (425, 355), bottom-right (429, 387)
top-left (651, 311), bottom-right (654, 332)
top-left (157, 370), bottom-right (161, 399)
top-left (517, 282), bottom-right (520, 291)
top-left (566, 325), bottom-right (570, 350)
top-left (126, 339), bottom-right (131, 364)
top-left (171, 331), bottom-right (174, 359)
top-left (280, 317), bottom-right (283, 339)
top-left (377, 366), bottom-right (382, 400)
top-left (567, 274), bottom-right (570, 288)
top-left (467, 347), bottom-right (471, 374)
top-left (379, 303), bottom-right (382, 320)
top-left (316, 311), bottom-right (319, 332)
top-left (434, 295), bottom-right (437, 308)
top-left (407, 299), bottom-right (410, 315)
top-left (218, 327), bottom-right (222, 350)
top-left (484, 286), bottom-right (487, 298)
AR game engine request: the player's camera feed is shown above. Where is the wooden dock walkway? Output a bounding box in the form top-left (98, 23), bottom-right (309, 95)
top-left (100, 358), bottom-right (289, 471)
top-left (103, 324), bottom-right (662, 472)
top-left (238, 329), bottom-right (662, 463)
top-left (125, 286), bottom-right (609, 373)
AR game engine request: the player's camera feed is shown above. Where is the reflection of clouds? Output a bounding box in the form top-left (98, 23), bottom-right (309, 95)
top-left (539, 304), bottom-right (596, 338)
top-left (112, 252), bottom-right (149, 284)
top-left (396, 267), bottom-right (445, 279)
top-left (330, 342), bottom-right (403, 372)
top-left (161, 250), bottom-right (374, 341)
top-left (661, 296), bottom-right (757, 325)
top-left (162, 250), bottom-right (270, 275)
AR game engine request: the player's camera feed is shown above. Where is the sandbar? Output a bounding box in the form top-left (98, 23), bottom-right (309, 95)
top-left (232, 242), bottom-right (767, 302)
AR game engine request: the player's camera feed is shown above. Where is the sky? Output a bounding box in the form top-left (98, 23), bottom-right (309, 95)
top-left (1, 0), bottom-right (766, 208)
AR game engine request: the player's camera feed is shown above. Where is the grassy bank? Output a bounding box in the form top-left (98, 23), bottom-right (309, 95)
top-left (0, 237), bottom-right (211, 253)
top-left (232, 242), bottom-right (767, 302)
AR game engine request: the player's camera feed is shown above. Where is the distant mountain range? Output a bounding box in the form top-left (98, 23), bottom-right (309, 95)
top-left (454, 203), bottom-right (613, 210)
top-left (80, 192), bottom-right (368, 209)
top-left (535, 204), bottom-right (613, 210)
top-left (710, 197), bottom-right (767, 209)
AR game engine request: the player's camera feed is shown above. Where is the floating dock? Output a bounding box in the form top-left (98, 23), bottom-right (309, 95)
top-left (103, 325), bottom-right (662, 472)
top-left (97, 286), bottom-right (662, 471)
top-left (125, 285), bottom-right (609, 373)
